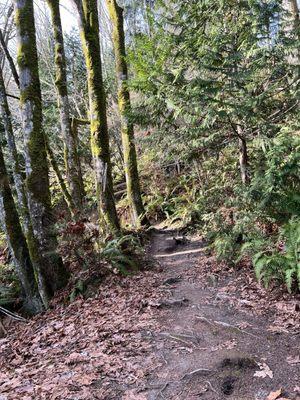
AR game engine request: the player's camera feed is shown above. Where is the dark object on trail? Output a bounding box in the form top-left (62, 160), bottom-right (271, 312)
top-left (163, 276), bottom-right (182, 285)
top-left (220, 357), bottom-right (257, 370)
top-left (173, 236), bottom-right (189, 245)
top-left (221, 376), bottom-right (236, 395)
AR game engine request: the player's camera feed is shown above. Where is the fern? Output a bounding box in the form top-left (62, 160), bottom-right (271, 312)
top-left (252, 217), bottom-right (300, 292)
top-left (101, 235), bottom-right (140, 275)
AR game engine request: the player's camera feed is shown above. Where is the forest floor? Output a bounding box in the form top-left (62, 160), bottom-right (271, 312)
top-left (0, 228), bottom-right (300, 400)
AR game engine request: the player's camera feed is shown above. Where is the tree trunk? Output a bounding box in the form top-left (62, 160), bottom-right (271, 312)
top-left (46, 0), bottom-right (85, 210)
top-left (0, 66), bottom-right (51, 307)
top-left (237, 126), bottom-right (250, 185)
top-left (0, 145), bottom-right (43, 314)
top-left (0, 67), bottom-right (30, 230)
top-left (106, 0), bottom-right (148, 227)
top-left (72, 0), bottom-right (120, 233)
top-left (44, 138), bottom-right (76, 215)
top-left (13, 0), bottom-right (69, 295)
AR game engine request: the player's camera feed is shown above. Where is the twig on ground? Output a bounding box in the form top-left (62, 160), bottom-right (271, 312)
top-left (204, 380), bottom-right (218, 394)
top-left (196, 315), bottom-right (259, 338)
top-left (181, 368), bottom-right (213, 380)
top-left (159, 333), bottom-right (194, 347)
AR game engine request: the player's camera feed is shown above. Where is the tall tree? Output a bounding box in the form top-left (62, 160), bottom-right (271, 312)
top-left (106, 0), bottom-right (148, 227)
top-left (71, 0), bottom-right (120, 233)
top-left (46, 0), bottom-right (85, 210)
top-left (0, 144), bottom-right (43, 313)
top-left (13, 0), bottom-right (69, 297)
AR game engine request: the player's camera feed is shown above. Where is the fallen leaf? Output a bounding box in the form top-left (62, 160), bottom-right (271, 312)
top-left (267, 326), bottom-right (289, 334)
top-left (266, 388), bottom-right (282, 400)
top-left (254, 362), bottom-right (273, 379)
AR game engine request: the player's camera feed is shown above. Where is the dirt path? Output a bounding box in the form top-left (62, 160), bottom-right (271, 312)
top-left (144, 229), bottom-right (300, 400)
top-left (0, 229), bottom-right (299, 400)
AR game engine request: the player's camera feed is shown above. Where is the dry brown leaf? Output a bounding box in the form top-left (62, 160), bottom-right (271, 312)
top-left (266, 388), bottom-right (282, 400)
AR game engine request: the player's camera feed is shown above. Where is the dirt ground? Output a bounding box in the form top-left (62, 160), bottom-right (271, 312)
top-left (143, 230), bottom-right (300, 400)
top-left (0, 229), bottom-right (299, 400)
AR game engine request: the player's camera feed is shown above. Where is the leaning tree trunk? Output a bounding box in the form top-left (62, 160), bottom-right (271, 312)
top-left (0, 145), bottom-right (43, 314)
top-left (0, 67), bottom-right (30, 230)
top-left (106, 0), bottom-right (148, 227)
top-left (0, 66), bottom-right (51, 307)
top-left (46, 0), bottom-right (85, 210)
top-left (13, 0), bottom-right (69, 296)
top-left (72, 0), bottom-right (120, 233)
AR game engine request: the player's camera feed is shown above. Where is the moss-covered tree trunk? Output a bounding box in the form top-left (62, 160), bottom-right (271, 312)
top-left (0, 66), bottom-right (51, 307)
top-left (0, 145), bottom-right (43, 314)
top-left (46, 0), bottom-right (85, 210)
top-left (72, 0), bottom-right (120, 233)
top-left (106, 0), bottom-right (148, 227)
top-left (13, 0), bottom-right (69, 295)
top-left (0, 67), bottom-right (30, 230)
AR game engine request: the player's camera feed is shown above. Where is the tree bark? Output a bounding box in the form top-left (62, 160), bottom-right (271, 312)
top-left (72, 0), bottom-right (120, 233)
top-left (46, 0), bottom-right (85, 210)
top-left (106, 0), bottom-right (148, 227)
top-left (0, 145), bottom-right (43, 314)
top-left (13, 0), bottom-right (69, 296)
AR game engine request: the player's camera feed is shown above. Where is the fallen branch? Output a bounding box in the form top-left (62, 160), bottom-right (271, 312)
top-left (0, 306), bottom-right (27, 322)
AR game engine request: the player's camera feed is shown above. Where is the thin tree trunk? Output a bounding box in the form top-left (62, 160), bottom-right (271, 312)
top-left (0, 145), bottom-right (43, 314)
top-left (0, 67), bottom-right (29, 229)
top-left (70, 117), bottom-right (88, 197)
top-left (45, 138), bottom-right (76, 214)
top-left (106, 0), bottom-right (148, 227)
top-left (0, 29), bottom-right (20, 89)
top-left (237, 126), bottom-right (250, 185)
top-left (46, 0), bottom-right (85, 210)
top-left (72, 0), bottom-right (120, 233)
top-left (13, 0), bottom-right (69, 296)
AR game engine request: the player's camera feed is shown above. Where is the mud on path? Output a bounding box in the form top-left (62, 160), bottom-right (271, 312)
top-left (144, 229), bottom-right (300, 400)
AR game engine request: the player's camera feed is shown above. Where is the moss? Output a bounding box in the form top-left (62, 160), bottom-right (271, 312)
top-left (47, 0), bottom-right (84, 209)
top-left (77, 0), bottom-right (120, 233)
top-left (0, 144), bottom-right (43, 313)
top-left (106, 0), bottom-right (148, 227)
top-left (15, 0), bottom-right (69, 296)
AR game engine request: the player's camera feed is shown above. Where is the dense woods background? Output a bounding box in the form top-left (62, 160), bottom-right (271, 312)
top-left (0, 0), bottom-right (299, 314)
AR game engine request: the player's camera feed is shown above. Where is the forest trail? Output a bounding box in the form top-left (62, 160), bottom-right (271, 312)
top-left (145, 229), bottom-right (300, 400)
top-left (0, 229), bottom-right (299, 400)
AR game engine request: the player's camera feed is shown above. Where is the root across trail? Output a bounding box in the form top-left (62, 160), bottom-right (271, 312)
top-left (0, 229), bottom-right (299, 400)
